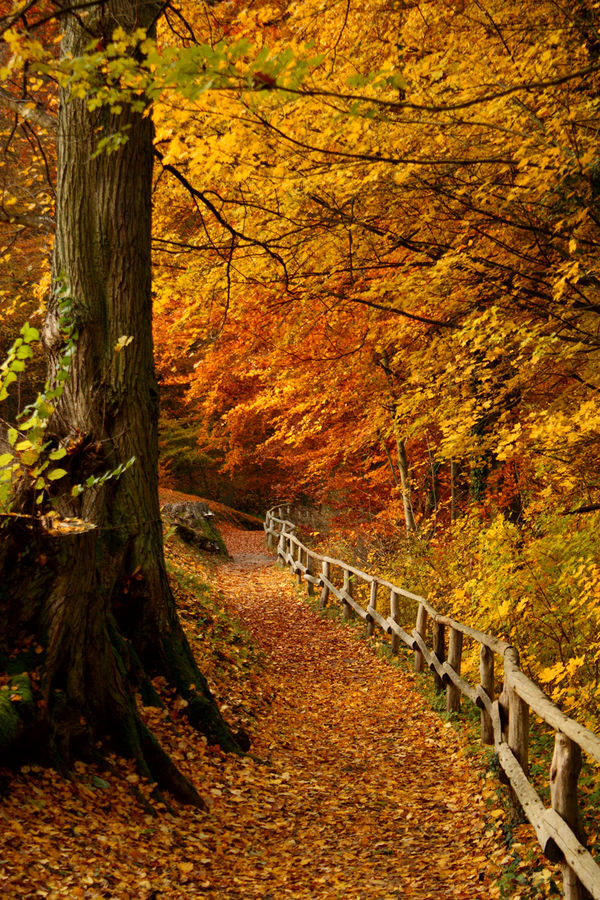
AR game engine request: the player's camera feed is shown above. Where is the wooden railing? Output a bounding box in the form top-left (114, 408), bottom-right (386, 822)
top-left (265, 505), bottom-right (600, 900)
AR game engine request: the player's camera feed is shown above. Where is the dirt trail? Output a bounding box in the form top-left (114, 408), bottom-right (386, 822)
top-left (0, 526), bottom-right (505, 900)
top-left (208, 526), bottom-right (501, 899)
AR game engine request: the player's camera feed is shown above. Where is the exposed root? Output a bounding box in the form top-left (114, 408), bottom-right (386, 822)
top-left (163, 637), bottom-right (243, 754)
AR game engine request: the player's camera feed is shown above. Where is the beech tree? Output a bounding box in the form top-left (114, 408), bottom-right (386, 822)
top-left (0, 0), bottom-right (240, 799)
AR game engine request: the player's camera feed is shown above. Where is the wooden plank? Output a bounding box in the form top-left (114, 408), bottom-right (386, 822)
top-left (388, 619), bottom-right (415, 649)
top-left (441, 662), bottom-right (478, 705)
top-left (342, 591), bottom-right (368, 621)
top-left (366, 604), bottom-right (388, 634)
top-left (542, 809), bottom-right (600, 900)
top-left (496, 742), bottom-right (560, 863)
top-left (508, 669), bottom-right (600, 765)
top-left (412, 631), bottom-right (445, 682)
top-left (476, 684), bottom-right (493, 714)
top-left (320, 574), bottom-right (344, 604)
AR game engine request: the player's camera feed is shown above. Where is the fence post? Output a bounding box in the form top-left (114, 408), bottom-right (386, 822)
top-left (343, 570), bottom-right (355, 621)
top-left (505, 650), bottom-right (529, 817)
top-left (320, 560), bottom-right (330, 608)
top-left (551, 733), bottom-right (587, 900)
top-left (277, 530), bottom-right (285, 563)
top-left (390, 590), bottom-right (400, 654)
top-left (479, 644), bottom-right (494, 745)
top-left (414, 604), bottom-right (428, 673)
top-left (295, 541), bottom-right (302, 585)
top-left (432, 620), bottom-right (445, 693)
top-left (446, 627), bottom-right (463, 713)
top-left (367, 581), bottom-right (377, 637)
top-left (306, 551), bottom-right (314, 597)
top-left (266, 512), bottom-right (274, 550)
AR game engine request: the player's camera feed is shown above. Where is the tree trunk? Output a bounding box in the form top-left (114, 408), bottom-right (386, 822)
top-left (0, 0), bottom-right (238, 800)
top-left (396, 437), bottom-right (417, 533)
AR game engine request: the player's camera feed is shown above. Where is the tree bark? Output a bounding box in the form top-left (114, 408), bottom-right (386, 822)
top-left (0, 0), bottom-right (239, 800)
top-left (396, 437), bottom-right (417, 533)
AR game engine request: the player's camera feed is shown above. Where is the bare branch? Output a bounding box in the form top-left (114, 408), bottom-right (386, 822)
top-left (0, 88), bottom-right (57, 131)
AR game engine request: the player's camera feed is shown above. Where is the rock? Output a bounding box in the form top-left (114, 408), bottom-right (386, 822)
top-left (161, 501), bottom-right (228, 555)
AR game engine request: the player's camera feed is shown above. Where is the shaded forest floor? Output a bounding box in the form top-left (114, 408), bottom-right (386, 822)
top-left (0, 527), bottom-right (556, 899)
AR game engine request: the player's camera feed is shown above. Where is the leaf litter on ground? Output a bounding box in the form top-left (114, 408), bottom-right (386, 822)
top-left (0, 526), bottom-right (559, 898)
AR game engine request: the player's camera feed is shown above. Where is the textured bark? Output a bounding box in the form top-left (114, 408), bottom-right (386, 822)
top-left (0, 0), bottom-right (238, 798)
top-left (396, 438), bottom-right (417, 533)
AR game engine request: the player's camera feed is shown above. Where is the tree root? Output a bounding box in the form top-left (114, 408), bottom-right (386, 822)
top-left (117, 703), bottom-right (205, 808)
top-left (0, 674), bottom-right (36, 755)
top-left (163, 636), bottom-right (244, 753)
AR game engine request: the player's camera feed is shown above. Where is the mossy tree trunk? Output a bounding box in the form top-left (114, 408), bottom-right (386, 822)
top-left (0, 0), bottom-right (239, 800)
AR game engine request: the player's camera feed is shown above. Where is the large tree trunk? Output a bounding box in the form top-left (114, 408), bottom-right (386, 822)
top-left (0, 0), bottom-right (239, 799)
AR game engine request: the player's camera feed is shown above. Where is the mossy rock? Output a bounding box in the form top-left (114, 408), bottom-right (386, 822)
top-left (161, 501), bottom-right (228, 556)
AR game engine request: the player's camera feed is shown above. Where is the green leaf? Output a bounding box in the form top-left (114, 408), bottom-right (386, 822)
top-left (91, 776), bottom-right (110, 790)
top-left (20, 324), bottom-right (40, 343)
top-left (0, 453), bottom-right (14, 467)
top-left (49, 448), bottom-right (67, 461)
top-left (16, 344), bottom-right (33, 360)
top-left (47, 468), bottom-right (68, 481)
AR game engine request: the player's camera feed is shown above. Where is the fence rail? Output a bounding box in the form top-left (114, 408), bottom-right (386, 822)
top-left (265, 505), bottom-right (600, 900)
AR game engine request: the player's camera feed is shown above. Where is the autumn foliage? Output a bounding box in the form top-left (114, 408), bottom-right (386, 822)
top-left (145, 1), bottom-right (600, 723)
top-left (1, 0), bottom-right (600, 850)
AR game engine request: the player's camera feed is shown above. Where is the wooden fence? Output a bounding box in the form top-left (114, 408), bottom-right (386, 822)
top-left (265, 505), bottom-right (600, 900)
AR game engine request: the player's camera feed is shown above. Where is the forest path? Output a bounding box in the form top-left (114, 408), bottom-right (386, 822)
top-left (207, 526), bottom-right (502, 899)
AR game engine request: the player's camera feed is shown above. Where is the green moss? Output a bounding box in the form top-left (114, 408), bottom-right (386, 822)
top-left (0, 693), bottom-right (22, 751)
top-left (0, 673), bottom-right (35, 752)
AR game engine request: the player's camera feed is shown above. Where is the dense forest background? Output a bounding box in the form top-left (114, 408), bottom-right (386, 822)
top-left (1, 0), bottom-right (600, 728)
